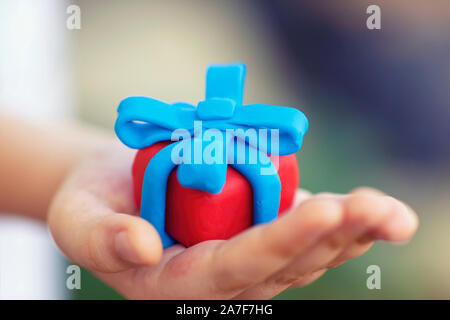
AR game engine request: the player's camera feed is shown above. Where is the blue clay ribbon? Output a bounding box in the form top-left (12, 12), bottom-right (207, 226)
top-left (115, 63), bottom-right (309, 248)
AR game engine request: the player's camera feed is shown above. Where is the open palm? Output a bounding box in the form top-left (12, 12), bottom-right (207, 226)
top-left (48, 146), bottom-right (418, 299)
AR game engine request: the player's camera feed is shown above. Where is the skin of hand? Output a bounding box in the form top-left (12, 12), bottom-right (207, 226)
top-left (47, 144), bottom-right (419, 300)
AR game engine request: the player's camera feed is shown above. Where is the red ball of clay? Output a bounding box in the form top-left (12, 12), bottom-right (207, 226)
top-left (133, 141), bottom-right (299, 247)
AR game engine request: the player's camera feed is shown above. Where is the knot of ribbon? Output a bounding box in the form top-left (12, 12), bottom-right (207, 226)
top-left (115, 63), bottom-right (309, 248)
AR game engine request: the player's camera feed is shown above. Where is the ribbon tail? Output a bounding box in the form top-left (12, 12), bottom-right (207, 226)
top-left (230, 141), bottom-right (281, 224)
top-left (141, 142), bottom-right (179, 248)
top-left (231, 104), bottom-right (309, 155)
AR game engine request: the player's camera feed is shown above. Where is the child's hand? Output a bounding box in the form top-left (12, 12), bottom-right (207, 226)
top-left (48, 147), bottom-right (418, 299)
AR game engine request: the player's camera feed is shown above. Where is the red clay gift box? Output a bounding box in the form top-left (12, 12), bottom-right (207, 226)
top-left (114, 63), bottom-right (309, 248)
top-left (132, 141), bottom-right (299, 247)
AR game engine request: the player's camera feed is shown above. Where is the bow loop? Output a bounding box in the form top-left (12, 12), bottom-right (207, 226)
top-left (228, 104), bottom-right (309, 155)
top-left (115, 97), bottom-right (196, 149)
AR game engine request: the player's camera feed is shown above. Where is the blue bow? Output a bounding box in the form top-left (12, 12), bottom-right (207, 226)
top-left (115, 63), bottom-right (309, 248)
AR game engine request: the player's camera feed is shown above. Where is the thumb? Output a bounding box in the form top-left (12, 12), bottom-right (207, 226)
top-left (48, 193), bottom-right (163, 273)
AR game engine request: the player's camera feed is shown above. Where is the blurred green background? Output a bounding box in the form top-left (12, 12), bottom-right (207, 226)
top-left (66, 0), bottom-right (450, 299)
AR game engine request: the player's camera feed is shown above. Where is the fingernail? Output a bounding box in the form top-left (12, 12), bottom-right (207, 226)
top-left (115, 231), bottom-right (143, 265)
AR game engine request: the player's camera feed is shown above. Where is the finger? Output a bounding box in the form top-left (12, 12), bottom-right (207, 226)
top-left (289, 193), bottom-right (393, 271)
top-left (350, 186), bottom-right (386, 196)
top-left (369, 196), bottom-right (419, 242)
top-left (206, 196), bottom-right (343, 296)
top-left (295, 189), bottom-right (313, 204)
top-left (239, 192), bottom-right (393, 298)
top-left (329, 196), bottom-right (418, 269)
top-left (280, 188), bottom-right (312, 214)
top-left (280, 188), bottom-right (312, 215)
top-left (326, 191), bottom-right (400, 267)
top-left (327, 187), bottom-right (417, 267)
top-left (48, 187), bottom-right (163, 273)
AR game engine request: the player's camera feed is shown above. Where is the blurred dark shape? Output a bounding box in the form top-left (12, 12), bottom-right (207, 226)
top-left (258, 0), bottom-right (450, 165)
